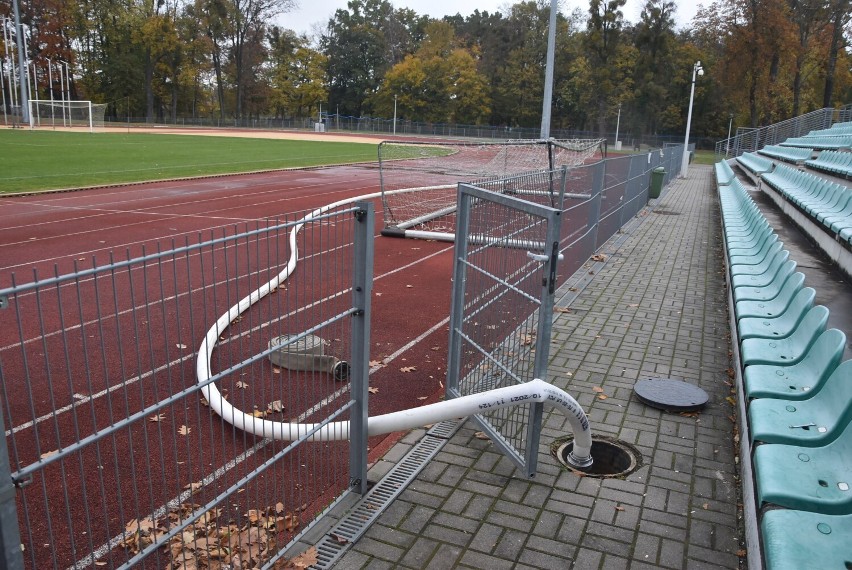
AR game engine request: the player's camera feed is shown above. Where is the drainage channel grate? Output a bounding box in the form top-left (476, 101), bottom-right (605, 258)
top-left (312, 419), bottom-right (463, 568)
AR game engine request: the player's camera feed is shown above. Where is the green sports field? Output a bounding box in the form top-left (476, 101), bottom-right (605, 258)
top-left (0, 130), bottom-right (380, 193)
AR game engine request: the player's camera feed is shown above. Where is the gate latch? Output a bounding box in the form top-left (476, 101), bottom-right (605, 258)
top-left (526, 251), bottom-right (564, 263)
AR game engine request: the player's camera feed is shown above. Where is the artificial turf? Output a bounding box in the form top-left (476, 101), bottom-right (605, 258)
top-left (0, 129), bottom-right (380, 193)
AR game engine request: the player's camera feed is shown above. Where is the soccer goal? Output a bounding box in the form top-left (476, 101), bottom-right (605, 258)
top-left (28, 100), bottom-right (107, 132)
top-left (378, 138), bottom-right (603, 240)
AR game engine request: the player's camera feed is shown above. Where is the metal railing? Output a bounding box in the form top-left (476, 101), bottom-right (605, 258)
top-left (0, 203), bottom-right (374, 569)
top-left (714, 105), bottom-right (852, 161)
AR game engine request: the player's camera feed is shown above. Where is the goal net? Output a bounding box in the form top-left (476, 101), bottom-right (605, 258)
top-left (28, 100), bottom-right (107, 132)
top-left (378, 139), bottom-right (603, 239)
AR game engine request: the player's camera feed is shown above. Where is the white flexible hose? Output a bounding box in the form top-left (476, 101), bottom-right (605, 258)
top-left (195, 188), bottom-right (593, 467)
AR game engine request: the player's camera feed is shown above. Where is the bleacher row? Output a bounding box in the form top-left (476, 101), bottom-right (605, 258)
top-left (715, 162), bottom-right (851, 569)
top-left (738, 120), bottom-right (852, 178)
top-left (729, 154), bottom-right (852, 233)
top-left (779, 120), bottom-right (852, 152)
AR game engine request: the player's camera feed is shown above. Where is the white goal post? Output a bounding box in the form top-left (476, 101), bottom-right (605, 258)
top-left (28, 100), bottom-right (107, 132)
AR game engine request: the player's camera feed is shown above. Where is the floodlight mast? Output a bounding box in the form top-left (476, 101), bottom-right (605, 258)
top-left (11, 0), bottom-right (30, 125)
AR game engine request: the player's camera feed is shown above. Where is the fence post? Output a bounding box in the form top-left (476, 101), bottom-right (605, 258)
top-left (349, 202), bottom-right (374, 495)
top-left (0, 395), bottom-right (23, 570)
top-left (445, 185), bottom-right (471, 397)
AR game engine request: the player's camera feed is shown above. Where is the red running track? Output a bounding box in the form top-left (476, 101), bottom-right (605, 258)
top-left (0, 165), bottom-right (457, 568)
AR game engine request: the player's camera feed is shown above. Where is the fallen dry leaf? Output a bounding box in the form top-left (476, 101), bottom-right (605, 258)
top-left (176, 343), bottom-right (187, 349)
top-left (405, 284), bottom-right (413, 288)
top-left (554, 307), bottom-right (572, 313)
top-left (591, 254), bottom-right (608, 262)
top-left (284, 546), bottom-right (318, 568)
top-left (368, 387), bottom-right (379, 394)
top-left (178, 425), bottom-right (191, 436)
top-left (597, 394), bottom-right (608, 400)
top-left (592, 387), bottom-right (604, 393)
top-left (272, 367), bottom-right (282, 374)
top-left (474, 431), bottom-right (490, 440)
top-left (149, 413), bottom-right (165, 422)
top-left (369, 360), bottom-right (383, 367)
top-left (417, 396), bottom-right (427, 400)
top-left (267, 400), bottom-right (284, 413)
top-left (40, 449), bottom-right (59, 460)
top-left (615, 505), bottom-right (625, 512)
top-left (235, 381), bottom-right (249, 389)
top-left (400, 366), bottom-right (417, 373)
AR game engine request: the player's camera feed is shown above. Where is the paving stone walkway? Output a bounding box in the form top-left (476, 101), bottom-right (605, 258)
top-left (336, 165), bottom-right (743, 569)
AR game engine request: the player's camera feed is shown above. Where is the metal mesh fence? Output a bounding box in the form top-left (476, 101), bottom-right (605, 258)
top-left (0, 204), bottom-right (373, 569)
top-left (377, 139), bottom-right (602, 232)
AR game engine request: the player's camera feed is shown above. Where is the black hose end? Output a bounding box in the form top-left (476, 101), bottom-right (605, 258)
top-left (380, 226), bottom-right (406, 238)
top-left (333, 361), bottom-right (351, 382)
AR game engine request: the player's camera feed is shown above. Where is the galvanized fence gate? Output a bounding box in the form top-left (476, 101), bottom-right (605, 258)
top-left (445, 182), bottom-right (564, 478)
top-left (0, 202), bottom-right (374, 569)
top-left (444, 148), bottom-right (683, 477)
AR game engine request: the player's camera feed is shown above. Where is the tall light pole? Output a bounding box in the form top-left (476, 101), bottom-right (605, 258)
top-left (539, 0), bottom-right (557, 140)
top-left (680, 60), bottom-right (704, 178)
top-left (11, 0), bottom-right (29, 124)
top-left (726, 113), bottom-right (734, 158)
top-left (393, 94), bottom-right (397, 136)
top-left (614, 103), bottom-right (622, 150)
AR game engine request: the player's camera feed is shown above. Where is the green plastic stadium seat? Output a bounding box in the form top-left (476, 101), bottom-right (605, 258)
top-left (728, 232), bottom-right (778, 258)
top-left (732, 271), bottom-right (804, 304)
top-left (754, 416), bottom-right (852, 514)
top-left (715, 160), bottom-right (736, 185)
top-left (739, 313), bottom-right (829, 366)
top-left (726, 225), bottom-right (773, 248)
top-left (761, 510), bottom-right (852, 570)
top-left (734, 279), bottom-right (806, 320)
top-left (731, 259), bottom-right (797, 291)
top-left (737, 300), bottom-right (822, 341)
top-left (730, 250), bottom-right (790, 278)
top-left (730, 240), bottom-right (783, 266)
top-left (744, 328), bottom-right (845, 400)
top-left (748, 361), bottom-right (852, 446)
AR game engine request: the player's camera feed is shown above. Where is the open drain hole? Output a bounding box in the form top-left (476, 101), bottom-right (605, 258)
top-left (551, 435), bottom-right (643, 478)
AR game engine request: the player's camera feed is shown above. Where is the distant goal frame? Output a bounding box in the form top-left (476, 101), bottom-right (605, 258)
top-left (28, 99), bottom-right (106, 132)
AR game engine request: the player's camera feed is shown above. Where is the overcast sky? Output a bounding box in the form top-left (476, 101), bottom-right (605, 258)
top-left (277, 0), bottom-right (703, 37)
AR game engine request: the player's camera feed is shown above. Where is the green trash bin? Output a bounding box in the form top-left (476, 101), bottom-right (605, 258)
top-left (649, 167), bottom-right (666, 198)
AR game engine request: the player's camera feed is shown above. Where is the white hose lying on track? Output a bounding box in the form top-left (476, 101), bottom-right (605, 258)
top-left (195, 189), bottom-right (593, 468)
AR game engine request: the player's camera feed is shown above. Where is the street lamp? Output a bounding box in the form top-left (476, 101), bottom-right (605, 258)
top-left (680, 60), bottom-right (704, 178)
top-left (393, 94), bottom-right (397, 136)
top-left (614, 103), bottom-right (622, 150)
top-left (726, 113), bottom-right (734, 158)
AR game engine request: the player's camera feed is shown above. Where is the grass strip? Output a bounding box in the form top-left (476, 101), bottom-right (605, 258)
top-left (0, 130), bottom-right (380, 193)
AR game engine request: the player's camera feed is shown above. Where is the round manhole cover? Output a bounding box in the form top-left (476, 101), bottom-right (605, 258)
top-left (634, 378), bottom-right (708, 412)
top-left (551, 435), bottom-right (643, 478)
